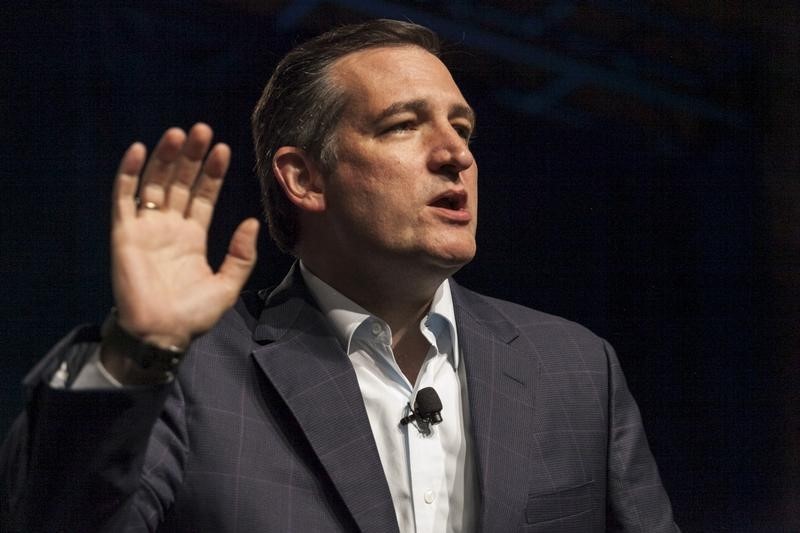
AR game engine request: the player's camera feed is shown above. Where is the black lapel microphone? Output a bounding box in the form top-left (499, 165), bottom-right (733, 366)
top-left (400, 387), bottom-right (443, 435)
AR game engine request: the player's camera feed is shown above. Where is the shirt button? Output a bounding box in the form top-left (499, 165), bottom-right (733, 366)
top-left (371, 322), bottom-right (382, 335)
top-left (424, 490), bottom-right (435, 504)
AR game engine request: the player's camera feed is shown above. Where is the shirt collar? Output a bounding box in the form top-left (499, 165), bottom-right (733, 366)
top-left (299, 261), bottom-right (459, 368)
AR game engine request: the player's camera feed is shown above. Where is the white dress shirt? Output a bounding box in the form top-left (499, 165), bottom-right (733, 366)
top-left (301, 263), bottom-right (477, 533)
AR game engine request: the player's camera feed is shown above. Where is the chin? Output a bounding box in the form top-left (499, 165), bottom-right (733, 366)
top-left (426, 244), bottom-right (476, 272)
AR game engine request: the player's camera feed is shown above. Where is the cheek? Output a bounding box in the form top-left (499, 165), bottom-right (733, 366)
top-left (337, 158), bottom-right (422, 209)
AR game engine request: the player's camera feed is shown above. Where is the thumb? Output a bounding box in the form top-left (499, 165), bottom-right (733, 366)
top-left (217, 218), bottom-right (260, 292)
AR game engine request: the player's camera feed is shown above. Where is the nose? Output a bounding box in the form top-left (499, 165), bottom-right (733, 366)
top-left (427, 125), bottom-right (474, 180)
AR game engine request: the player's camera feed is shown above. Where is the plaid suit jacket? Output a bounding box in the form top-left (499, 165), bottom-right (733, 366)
top-left (2, 264), bottom-right (678, 532)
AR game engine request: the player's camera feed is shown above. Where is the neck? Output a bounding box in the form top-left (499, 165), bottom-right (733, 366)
top-left (302, 255), bottom-right (447, 383)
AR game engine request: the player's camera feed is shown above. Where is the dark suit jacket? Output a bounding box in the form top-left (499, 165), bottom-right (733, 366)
top-left (1, 265), bottom-right (678, 532)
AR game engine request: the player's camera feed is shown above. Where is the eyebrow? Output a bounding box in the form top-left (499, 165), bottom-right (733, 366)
top-left (372, 99), bottom-right (476, 129)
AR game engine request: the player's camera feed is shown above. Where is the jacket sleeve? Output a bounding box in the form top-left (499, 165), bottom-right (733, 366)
top-left (0, 325), bottom-right (188, 532)
top-left (604, 339), bottom-right (681, 532)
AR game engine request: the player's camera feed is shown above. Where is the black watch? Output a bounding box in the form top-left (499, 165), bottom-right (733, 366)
top-left (101, 310), bottom-right (185, 373)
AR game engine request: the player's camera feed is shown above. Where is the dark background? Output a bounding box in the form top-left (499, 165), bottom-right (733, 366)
top-left (2, 2), bottom-right (797, 531)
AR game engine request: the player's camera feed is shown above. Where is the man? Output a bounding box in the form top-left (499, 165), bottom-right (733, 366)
top-left (1, 19), bottom-right (678, 532)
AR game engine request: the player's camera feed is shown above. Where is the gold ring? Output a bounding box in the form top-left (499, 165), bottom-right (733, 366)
top-left (141, 201), bottom-right (160, 210)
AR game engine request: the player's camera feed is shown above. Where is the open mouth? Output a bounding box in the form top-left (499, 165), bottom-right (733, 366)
top-left (427, 190), bottom-right (471, 223)
top-left (428, 190), bottom-right (467, 211)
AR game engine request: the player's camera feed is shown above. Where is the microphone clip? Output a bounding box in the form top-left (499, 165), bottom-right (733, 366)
top-left (399, 387), bottom-right (443, 436)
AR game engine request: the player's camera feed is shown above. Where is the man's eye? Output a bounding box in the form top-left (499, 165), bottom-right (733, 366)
top-left (454, 125), bottom-right (473, 141)
top-left (384, 121), bottom-right (415, 134)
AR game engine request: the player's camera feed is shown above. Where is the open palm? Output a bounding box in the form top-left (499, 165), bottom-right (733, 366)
top-left (110, 124), bottom-right (259, 353)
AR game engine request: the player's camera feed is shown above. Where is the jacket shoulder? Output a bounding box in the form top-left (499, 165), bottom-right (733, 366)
top-left (452, 283), bottom-right (610, 366)
top-left (454, 284), bottom-right (600, 337)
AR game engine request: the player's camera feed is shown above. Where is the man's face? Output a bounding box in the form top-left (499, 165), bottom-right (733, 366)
top-left (320, 45), bottom-right (478, 275)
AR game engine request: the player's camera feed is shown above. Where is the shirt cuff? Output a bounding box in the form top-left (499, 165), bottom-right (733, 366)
top-left (55, 347), bottom-right (123, 389)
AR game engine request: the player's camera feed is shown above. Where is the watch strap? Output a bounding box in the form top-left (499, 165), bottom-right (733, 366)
top-left (101, 309), bottom-right (185, 374)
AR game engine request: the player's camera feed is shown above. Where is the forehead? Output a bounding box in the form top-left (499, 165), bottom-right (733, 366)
top-left (329, 45), bottom-right (467, 116)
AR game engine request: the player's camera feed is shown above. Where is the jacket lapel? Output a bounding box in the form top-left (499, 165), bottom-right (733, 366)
top-left (452, 283), bottom-right (541, 533)
top-left (249, 265), bottom-right (399, 533)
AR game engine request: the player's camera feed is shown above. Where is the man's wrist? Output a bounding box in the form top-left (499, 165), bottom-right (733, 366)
top-left (100, 309), bottom-right (185, 384)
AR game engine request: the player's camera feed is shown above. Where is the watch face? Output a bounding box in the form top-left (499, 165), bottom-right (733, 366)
top-left (138, 347), bottom-right (182, 372)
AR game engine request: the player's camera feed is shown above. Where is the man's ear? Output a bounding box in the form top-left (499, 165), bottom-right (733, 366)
top-left (272, 147), bottom-right (326, 212)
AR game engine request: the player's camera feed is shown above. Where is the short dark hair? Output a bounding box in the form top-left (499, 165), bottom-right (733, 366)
top-left (251, 19), bottom-right (440, 253)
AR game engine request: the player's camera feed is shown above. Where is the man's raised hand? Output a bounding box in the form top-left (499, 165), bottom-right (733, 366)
top-left (104, 124), bottom-right (259, 382)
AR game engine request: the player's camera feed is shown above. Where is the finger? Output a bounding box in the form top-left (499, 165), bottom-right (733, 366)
top-left (166, 123), bottom-right (213, 214)
top-left (216, 218), bottom-right (259, 296)
top-left (112, 142), bottom-right (147, 221)
top-left (138, 127), bottom-right (186, 209)
top-left (188, 143), bottom-right (231, 229)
